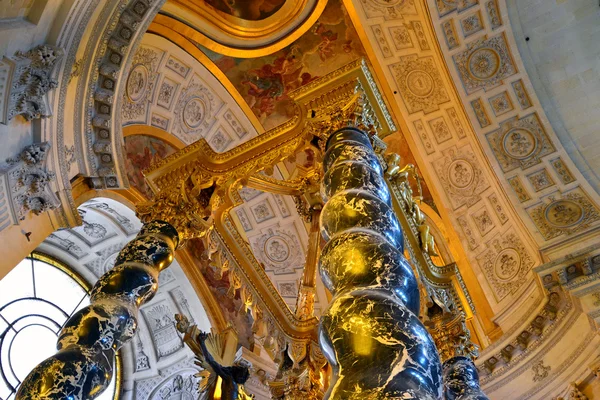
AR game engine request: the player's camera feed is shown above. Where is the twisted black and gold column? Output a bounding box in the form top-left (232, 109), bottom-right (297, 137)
top-left (318, 127), bottom-right (442, 399)
top-left (443, 357), bottom-right (488, 400)
top-left (16, 221), bottom-right (179, 400)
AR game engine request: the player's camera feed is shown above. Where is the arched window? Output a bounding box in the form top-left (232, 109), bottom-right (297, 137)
top-left (0, 254), bottom-right (120, 400)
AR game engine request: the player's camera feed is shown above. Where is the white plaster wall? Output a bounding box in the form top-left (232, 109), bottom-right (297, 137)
top-left (508, 0), bottom-right (600, 193)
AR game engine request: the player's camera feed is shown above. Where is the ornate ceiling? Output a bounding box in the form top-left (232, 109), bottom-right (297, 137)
top-left (2, 0), bottom-right (600, 398)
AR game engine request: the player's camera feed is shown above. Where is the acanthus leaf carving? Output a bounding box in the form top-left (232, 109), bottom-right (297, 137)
top-left (1, 44), bottom-right (64, 123)
top-left (2, 142), bottom-right (60, 221)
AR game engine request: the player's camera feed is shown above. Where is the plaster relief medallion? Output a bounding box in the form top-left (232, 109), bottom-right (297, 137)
top-left (448, 160), bottom-right (474, 188)
top-left (477, 230), bottom-right (534, 301)
top-left (453, 34), bottom-right (517, 94)
top-left (468, 48), bottom-right (500, 80)
top-left (502, 128), bottom-right (537, 160)
top-left (494, 248), bottom-right (521, 281)
top-left (390, 55), bottom-right (450, 114)
top-left (127, 64), bottom-right (148, 102)
top-left (122, 47), bottom-right (161, 122)
top-left (264, 236), bottom-right (290, 263)
top-left (487, 113), bottom-right (556, 172)
top-left (527, 188), bottom-right (600, 240)
top-left (433, 144), bottom-right (490, 210)
top-left (545, 200), bottom-right (584, 228)
top-left (249, 225), bottom-right (305, 274)
top-left (182, 98), bottom-right (206, 129)
top-left (406, 70), bottom-right (434, 97)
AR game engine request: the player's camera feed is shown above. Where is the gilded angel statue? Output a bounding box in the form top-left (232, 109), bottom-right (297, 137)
top-left (175, 314), bottom-right (254, 400)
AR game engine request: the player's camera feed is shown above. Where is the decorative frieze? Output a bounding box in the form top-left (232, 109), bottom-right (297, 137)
top-left (390, 54), bottom-right (451, 114)
top-left (453, 34), bottom-right (517, 94)
top-left (527, 187), bottom-right (600, 240)
top-left (486, 113), bottom-right (556, 172)
top-left (0, 44), bottom-right (64, 123)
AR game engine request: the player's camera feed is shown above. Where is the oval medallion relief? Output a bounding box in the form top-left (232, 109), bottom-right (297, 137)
top-left (126, 64), bottom-right (149, 102)
top-left (468, 48), bottom-right (501, 81)
top-left (183, 98), bottom-right (206, 129)
top-left (502, 128), bottom-right (537, 160)
top-left (264, 236), bottom-right (291, 263)
top-left (406, 70), bottom-right (434, 98)
top-left (545, 200), bottom-right (584, 228)
top-left (494, 248), bottom-right (521, 281)
top-left (448, 159), bottom-right (474, 188)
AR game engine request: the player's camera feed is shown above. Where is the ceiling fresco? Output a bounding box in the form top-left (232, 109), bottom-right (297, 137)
top-left (204, 0), bottom-right (287, 20)
top-left (124, 135), bottom-right (178, 199)
top-left (198, 0), bottom-right (366, 130)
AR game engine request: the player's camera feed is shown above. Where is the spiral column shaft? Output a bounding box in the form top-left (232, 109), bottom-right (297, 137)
top-left (443, 357), bottom-right (489, 400)
top-left (16, 220), bottom-right (179, 400)
top-left (318, 127), bottom-right (442, 399)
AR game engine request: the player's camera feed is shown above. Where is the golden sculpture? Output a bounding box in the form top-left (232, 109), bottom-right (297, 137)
top-left (175, 314), bottom-right (254, 400)
top-left (386, 152), bottom-right (439, 257)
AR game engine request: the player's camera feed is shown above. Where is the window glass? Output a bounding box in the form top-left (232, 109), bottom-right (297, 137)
top-left (0, 257), bottom-right (119, 400)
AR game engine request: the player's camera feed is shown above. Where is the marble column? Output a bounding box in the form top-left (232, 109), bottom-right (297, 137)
top-left (16, 220), bottom-right (179, 400)
top-left (318, 127), bottom-right (442, 399)
top-left (443, 357), bottom-right (489, 400)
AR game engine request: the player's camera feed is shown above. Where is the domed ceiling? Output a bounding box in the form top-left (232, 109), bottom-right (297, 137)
top-left (4, 0), bottom-right (600, 398)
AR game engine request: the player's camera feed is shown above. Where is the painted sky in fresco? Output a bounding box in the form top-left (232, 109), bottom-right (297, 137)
top-left (198, 0), bottom-right (366, 130)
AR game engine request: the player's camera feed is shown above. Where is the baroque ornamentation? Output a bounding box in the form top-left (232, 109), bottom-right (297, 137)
top-left (435, 0), bottom-right (478, 17)
top-left (2, 142), bottom-right (60, 220)
top-left (359, 0), bottom-right (417, 21)
top-left (0, 44), bottom-right (64, 123)
top-left (477, 230), bottom-right (534, 300)
top-left (453, 34), bottom-right (517, 94)
top-left (390, 54), bottom-right (451, 114)
top-left (487, 113), bottom-right (556, 172)
top-left (87, 0), bottom-right (161, 187)
top-left (489, 91), bottom-right (513, 116)
top-left (433, 144), bottom-right (490, 210)
top-left (527, 188), bottom-right (600, 240)
top-left (531, 359), bottom-right (551, 383)
top-left (249, 224), bottom-right (304, 274)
